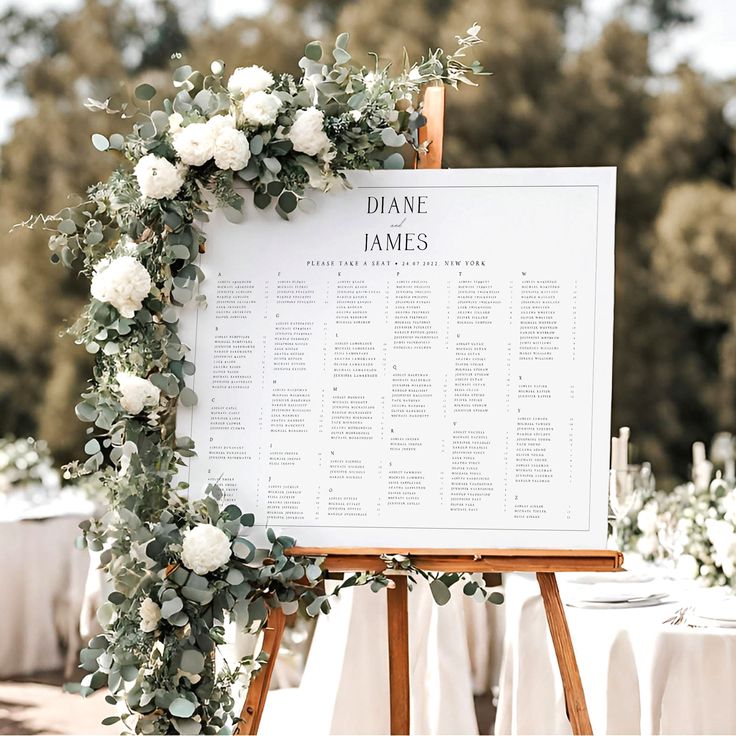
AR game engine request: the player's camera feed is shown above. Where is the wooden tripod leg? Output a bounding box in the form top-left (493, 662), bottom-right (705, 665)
top-left (387, 575), bottom-right (410, 735)
top-left (236, 607), bottom-right (287, 735)
top-left (537, 572), bottom-right (592, 736)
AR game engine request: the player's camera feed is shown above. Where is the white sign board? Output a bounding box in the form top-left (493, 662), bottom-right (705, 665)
top-left (177, 168), bottom-right (616, 549)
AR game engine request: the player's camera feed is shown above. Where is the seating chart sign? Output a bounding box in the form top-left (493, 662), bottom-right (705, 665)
top-left (177, 168), bottom-right (616, 549)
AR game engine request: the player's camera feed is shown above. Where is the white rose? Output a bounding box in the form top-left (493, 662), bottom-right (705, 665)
top-left (90, 255), bottom-right (151, 318)
top-left (240, 91), bottom-right (282, 127)
top-left (287, 107), bottom-right (332, 158)
top-left (133, 154), bottom-right (185, 200)
top-left (636, 503), bottom-right (658, 535)
top-left (173, 122), bottom-right (216, 166)
top-left (116, 372), bottom-right (161, 415)
top-left (206, 114), bottom-right (236, 134)
top-left (227, 65), bottom-right (274, 96)
top-left (213, 127), bottom-right (251, 171)
top-left (180, 524), bottom-right (232, 575)
top-left (139, 597), bottom-right (162, 633)
top-left (168, 112), bottom-right (184, 134)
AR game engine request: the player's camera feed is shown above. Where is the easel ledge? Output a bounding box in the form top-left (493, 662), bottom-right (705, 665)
top-left (288, 547), bottom-right (623, 573)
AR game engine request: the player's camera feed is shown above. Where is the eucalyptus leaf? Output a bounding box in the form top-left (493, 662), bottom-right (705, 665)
top-left (169, 697), bottom-right (196, 718)
top-left (304, 41), bottom-right (322, 62)
top-left (91, 133), bottom-right (109, 151)
top-left (429, 579), bottom-right (451, 606)
top-left (180, 649), bottom-right (205, 675)
top-left (135, 83), bottom-right (157, 101)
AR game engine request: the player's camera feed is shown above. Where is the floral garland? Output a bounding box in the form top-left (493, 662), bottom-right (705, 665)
top-left (20, 27), bottom-right (500, 735)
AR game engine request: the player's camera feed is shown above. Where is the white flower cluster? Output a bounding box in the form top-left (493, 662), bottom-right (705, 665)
top-left (618, 460), bottom-right (736, 587)
top-left (139, 597), bottom-right (162, 633)
top-left (134, 154), bottom-right (185, 200)
top-left (172, 115), bottom-right (251, 171)
top-left (288, 107), bottom-right (333, 160)
top-left (90, 255), bottom-right (151, 318)
top-left (180, 524), bottom-right (232, 575)
top-left (224, 65), bottom-right (282, 128)
top-left (116, 372), bottom-right (161, 415)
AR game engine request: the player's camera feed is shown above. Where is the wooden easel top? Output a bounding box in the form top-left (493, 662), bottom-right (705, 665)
top-left (288, 547), bottom-right (623, 573)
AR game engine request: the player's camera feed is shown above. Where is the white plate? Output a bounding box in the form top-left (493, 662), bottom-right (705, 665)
top-left (688, 615), bottom-right (736, 629)
top-left (566, 596), bottom-right (670, 610)
top-left (562, 571), bottom-right (655, 585)
top-left (692, 599), bottom-right (736, 622)
top-left (563, 583), bottom-right (667, 603)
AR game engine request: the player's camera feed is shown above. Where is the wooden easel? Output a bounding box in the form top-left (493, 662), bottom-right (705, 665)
top-left (235, 86), bottom-right (623, 736)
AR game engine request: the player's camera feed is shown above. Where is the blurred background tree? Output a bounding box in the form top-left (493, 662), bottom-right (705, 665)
top-left (1, 0), bottom-right (733, 486)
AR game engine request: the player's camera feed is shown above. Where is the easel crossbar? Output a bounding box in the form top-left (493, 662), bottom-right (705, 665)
top-left (287, 547), bottom-right (623, 574)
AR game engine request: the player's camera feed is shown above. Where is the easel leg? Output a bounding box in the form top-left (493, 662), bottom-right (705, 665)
top-left (537, 572), bottom-right (593, 735)
top-left (235, 607), bottom-right (287, 735)
top-left (387, 575), bottom-right (410, 735)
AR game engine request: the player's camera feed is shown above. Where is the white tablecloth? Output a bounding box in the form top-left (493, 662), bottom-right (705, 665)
top-left (0, 491), bottom-right (97, 678)
top-left (495, 573), bottom-right (736, 735)
top-left (261, 580), bottom-right (491, 735)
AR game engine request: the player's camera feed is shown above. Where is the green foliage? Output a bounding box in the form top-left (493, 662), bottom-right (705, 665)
top-left (19, 30), bottom-right (495, 734)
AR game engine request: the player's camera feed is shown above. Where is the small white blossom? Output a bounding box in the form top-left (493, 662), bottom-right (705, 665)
top-left (139, 597), bottom-right (162, 633)
top-left (90, 255), bottom-right (151, 318)
top-left (116, 372), bottom-right (161, 415)
top-left (240, 91), bottom-right (282, 127)
top-left (351, 110), bottom-right (362, 122)
top-left (181, 524), bottom-right (232, 575)
top-left (168, 112), bottom-right (184, 134)
top-left (227, 65), bottom-right (274, 97)
top-left (173, 122), bottom-right (217, 166)
top-left (213, 126), bottom-right (251, 170)
top-left (363, 72), bottom-right (378, 92)
top-left (133, 154), bottom-right (185, 200)
top-left (288, 107), bottom-right (332, 158)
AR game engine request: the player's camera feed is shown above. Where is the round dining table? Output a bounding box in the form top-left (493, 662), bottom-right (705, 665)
top-left (495, 571), bottom-right (736, 735)
top-left (0, 489), bottom-right (97, 678)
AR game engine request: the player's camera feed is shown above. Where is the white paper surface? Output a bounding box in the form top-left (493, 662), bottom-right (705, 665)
top-left (177, 168), bottom-right (615, 549)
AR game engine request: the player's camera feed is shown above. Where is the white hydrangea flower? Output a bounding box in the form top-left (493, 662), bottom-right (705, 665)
top-left (133, 154), bottom-right (185, 200)
top-left (240, 91), bottom-right (282, 127)
top-left (172, 122), bottom-right (217, 166)
top-left (168, 112), bottom-right (184, 134)
top-left (287, 107), bottom-right (332, 158)
top-left (139, 597), bottom-right (162, 633)
top-left (180, 524), bottom-right (232, 575)
top-left (116, 372), bottom-right (161, 415)
top-left (90, 255), bottom-right (151, 318)
top-left (227, 65), bottom-right (274, 96)
top-left (213, 127), bottom-right (251, 170)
